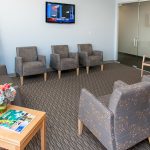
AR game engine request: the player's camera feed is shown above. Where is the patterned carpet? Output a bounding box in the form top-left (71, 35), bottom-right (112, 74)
top-left (12, 63), bottom-right (150, 150)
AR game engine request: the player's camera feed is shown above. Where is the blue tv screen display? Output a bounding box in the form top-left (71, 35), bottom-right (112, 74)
top-left (46, 2), bottom-right (75, 23)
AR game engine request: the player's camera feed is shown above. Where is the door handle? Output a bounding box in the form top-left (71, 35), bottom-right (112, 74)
top-left (135, 38), bottom-right (138, 47)
top-left (133, 38), bottom-right (136, 47)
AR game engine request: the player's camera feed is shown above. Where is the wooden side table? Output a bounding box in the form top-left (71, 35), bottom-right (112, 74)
top-left (0, 105), bottom-right (46, 150)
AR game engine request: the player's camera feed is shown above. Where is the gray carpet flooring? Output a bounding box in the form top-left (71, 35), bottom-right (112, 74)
top-left (12, 63), bottom-right (150, 150)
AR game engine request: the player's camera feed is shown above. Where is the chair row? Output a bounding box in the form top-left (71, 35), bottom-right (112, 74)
top-left (15, 44), bottom-right (104, 85)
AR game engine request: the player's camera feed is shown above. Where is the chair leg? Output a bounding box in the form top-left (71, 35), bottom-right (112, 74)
top-left (78, 119), bottom-right (83, 135)
top-left (44, 73), bottom-right (47, 81)
top-left (86, 66), bottom-right (89, 74)
top-left (101, 64), bottom-right (104, 71)
top-left (148, 137), bottom-right (150, 143)
top-left (141, 64), bottom-right (144, 77)
top-left (76, 68), bottom-right (79, 76)
top-left (20, 76), bottom-right (24, 86)
top-left (58, 70), bottom-right (61, 79)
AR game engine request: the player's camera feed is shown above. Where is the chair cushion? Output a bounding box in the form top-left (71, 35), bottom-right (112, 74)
top-left (52, 45), bottom-right (69, 58)
top-left (78, 44), bottom-right (93, 56)
top-left (60, 58), bottom-right (77, 70)
top-left (89, 55), bottom-right (101, 66)
top-left (16, 47), bottom-right (38, 62)
top-left (23, 61), bottom-right (45, 76)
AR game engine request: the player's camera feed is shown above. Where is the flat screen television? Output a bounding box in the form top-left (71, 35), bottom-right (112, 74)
top-left (46, 2), bottom-right (75, 24)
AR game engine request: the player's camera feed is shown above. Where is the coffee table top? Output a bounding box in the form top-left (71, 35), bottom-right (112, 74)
top-left (0, 105), bottom-right (46, 147)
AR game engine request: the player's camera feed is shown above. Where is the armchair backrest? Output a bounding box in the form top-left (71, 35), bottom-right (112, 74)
top-left (16, 46), bottom-right (38, 62)
top-left (108, 82), bottom-right (150, 149)
top-left (78, 44), bottom-right (93, 56)
top-left (51, 45), bottom-right (69, 58)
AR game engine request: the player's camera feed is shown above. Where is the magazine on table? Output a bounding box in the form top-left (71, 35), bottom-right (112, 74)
top-left (0, 109), bottom-right (35, 133)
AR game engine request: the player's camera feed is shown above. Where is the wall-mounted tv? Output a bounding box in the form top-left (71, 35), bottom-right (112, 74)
top-left (46, 2), bottom-right (75, 24)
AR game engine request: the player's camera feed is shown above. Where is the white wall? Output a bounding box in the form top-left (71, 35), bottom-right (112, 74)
top-left (0, 0), bottom-right (116, 73)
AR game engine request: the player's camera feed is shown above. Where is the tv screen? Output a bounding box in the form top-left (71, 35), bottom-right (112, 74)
top-left (46, 2), bottom-right (75, 24)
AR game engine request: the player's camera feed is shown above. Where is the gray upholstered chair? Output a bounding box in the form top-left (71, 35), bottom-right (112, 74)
top-left (0, 65), bottom-right (8, 75)
top-left (50, 45), bottom-right (79, 79)
top-left (78, 80), bottom-right (150, 150)
top-left (15, 46), bottom-right (47, 85)
top-left (0, 65), bottom-right (24, 106)
top-left (78, 44), bottom-right (103, 74)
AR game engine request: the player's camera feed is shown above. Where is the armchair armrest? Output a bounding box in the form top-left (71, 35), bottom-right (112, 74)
top-left (113, 80), bottom-right (128, 91)
top-left (79, 52), bottom-right (89, 66)
top-left (0, 65), bottom-right (7, 75)
top-left (78, 89), bottom-right (115, 150)
top-left (93, 50), bottom-right (103, 61)
top-left (12, 86), bottom-right (24, 107)
top-left (15, 57), bottom-right (23, 76)
top-left (38, 55), bottom-right (46, 65)
top-left (50, 54), bottom-right (61, 70)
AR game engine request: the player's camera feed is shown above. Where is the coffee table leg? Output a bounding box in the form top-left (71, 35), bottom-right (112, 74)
top-left (41, 118), bottom-right (46, 150)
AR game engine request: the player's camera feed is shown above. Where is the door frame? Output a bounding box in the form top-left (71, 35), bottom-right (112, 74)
top-left (114, 0), bottom-right (150, 61)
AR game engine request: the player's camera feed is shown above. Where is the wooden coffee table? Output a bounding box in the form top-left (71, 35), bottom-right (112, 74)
top-left (0, 105), bottom-right (46, 150)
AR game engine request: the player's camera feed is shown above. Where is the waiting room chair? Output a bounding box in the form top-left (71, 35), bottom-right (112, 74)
top-left (78, 44), bottom-right (103, 74)
top-left (50, 45), bottom-right (79, 79)
top-left (0, 65), bottom-right (24, 106)
top-left (0, 65), bottom-right (7, 75)
top-left (78, 80), bottom-right (150, 150)
top-left (141, 55), bottom-right (150, 77)
top-left (15, 46), bottom-right (47, 85)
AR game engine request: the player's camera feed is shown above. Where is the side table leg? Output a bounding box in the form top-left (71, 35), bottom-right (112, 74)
top-left (41, 118), bottom-right (46, 150)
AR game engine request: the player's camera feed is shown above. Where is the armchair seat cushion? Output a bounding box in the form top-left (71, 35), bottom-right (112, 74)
top-left (23, 61), bottom-right (45, 76)
top-left (60, 58), bottom-right (78, 70)
top-left (89, 55), bottom-right (101, 66)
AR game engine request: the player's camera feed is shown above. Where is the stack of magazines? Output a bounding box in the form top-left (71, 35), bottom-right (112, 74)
top-left (0, 109), bottom-right (35, 133)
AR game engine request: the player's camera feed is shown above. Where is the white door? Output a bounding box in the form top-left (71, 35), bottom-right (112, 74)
top-left (138, 1), bottom-right (150, 58)
top-left (118, 2), bottom-right (139, 55)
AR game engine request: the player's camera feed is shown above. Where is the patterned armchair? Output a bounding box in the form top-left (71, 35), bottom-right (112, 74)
top-left (15, 46), bottom-right (47, 85)
top-left (78, 44), bottom-right (103, 74)
top-left (78, 80), bottom-right (150, 150)
top-left (50, 45), bottom-right (79, 79)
